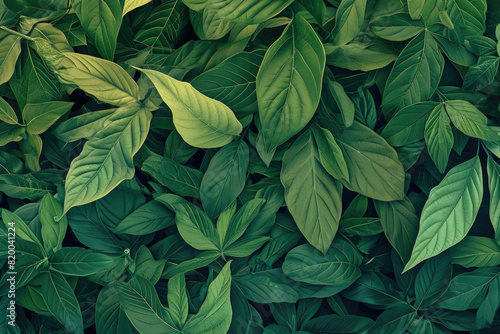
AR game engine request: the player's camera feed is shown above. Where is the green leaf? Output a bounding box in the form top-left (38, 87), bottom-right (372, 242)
top-left (451, 236), bottom-right (500, 267)
top-left (191, 50), bottom-right (264, 117)
top-left (39, 194), bottom-right (67, 256)
top-left (371, 13), bottom-right (425, 42)
top-left (208, 0), bottom-right (294, 24)
top-left (157, 194), bottom-right (219, 251)
top-left (370, 304), bottom-right (416, 334)
top-left (123, 0), bottom-right (151, 15)
top-left (168, 273), bottom-right (189, 328)
top-left (114, 200), bottom-right (175, 235)
top-left (137, 67), bottom-right (242, 148)
top-left (408, 0), bottom-right (425, 19)
top-left (141, 154), bottom-right (203, 198)
top-left (54, 108), bottom-right (115, 142)
top-left (381, 102), bottom-right (438, 147)
top-left (324, 41), bottom-right (398, 72)
top-left (302, 315), bottom-right (374, 334)
top-left (183, 262), bottom-right (232, 333)
top-left (335, 121), bottom-right (405, 201)
top-left (281, 129), bottom-right (343, 254)
top-left (343, 272), bottom-right (404, 306)
top-left (162, 251), bottom-right (220, 279)
top-left (424, 103), bottom-right (453, 173)
top-left (312, 125), bottom-right (349, 182)
top-left (327, 80), bottom-right (355, 128)
top-left (414, 252), bottom-right (452, 309)
top-left (0, 97), bottom-right (19, 125)
top-left (47, 52), bottom-right (141, 106)
top-left (446, 0), bottom-right (486, 37)
top-left (331, 0), bottom-right (367, 46)
top-left (133, 1), bottom-right (188, 49)
top-left (2, 209), bottom-right (45, 257)
top-left (95, 284), bottom-right (138, 334)
top-left (462, 56), bottom-right (500, 91)
top-left (282, 239), bottom-right (362, 286)
top-left (200, 140), bottom-right (249, 219)
top-left (256, 15), bottom-right (325, 153)
top-left (50, 247), bottom-right (114, 276)
top-left (0, 35), bottom-right (21, 86)
top-left (116, 275), bottom-right (179, 333)
top-left (42, 271), bottom-right (83, 334)
top-left (487, 156), bottom-right (500, 245)
top-left (234, 269), bottom-right (299, 303)
top-left (437, 267), bottom-right (500, 310)
top-left (374, 197), bottom-right (419, 263)
top-left (382, 31), bottom-right (444, 119)
top-left (23, 101), bottom-right (73, 134)
top-left (72, 0), bottom-right (123, 60)
top-left (0, 173), bottom-right (54, 201)
top-left (404, 156), bottom-right (483, 272)
top-left (340, 217), bottom-right (383, 236)
top-left (476, 275), bottom-right (500, 328)
top-left (62, 104), bottom-right (152, 215)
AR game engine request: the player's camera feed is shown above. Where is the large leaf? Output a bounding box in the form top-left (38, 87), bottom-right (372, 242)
top-left (23, 101), bottom-right (73, 135)
top-left (113, 200), bottom-right (175, 235)
top-left (256, 15), bottom-right (325, 154)
top-left (382, 31), bottom-right (444, 119)
top-left (72, 0), bottom-right (123, 60)
top-left (424, 103), bottom-right (453, 173)
top-left (200, 140), bottom-right (249, 219)
top-left (281, 129), bottom-right (342, 254)
top-left (414, 252), bottom-right (452, 309)
top-left (208, 0), bottom-right (294, 24)
top-left (0, 35), bottom-right (21, 86)
top-left (137, 67), bottom-right (242, 148)
top-left (335, 121), bottom-right (405, 201)
top-left (133, 1), bottom-right (188, 49)
top-left (404, 156), bottom-right (483, 271)
top-left (191, 50), bottom-right (264, 117)
top-left (462, 56), bottom-right (499, 91)
top-left (444, 100), bottom-right (499, 141)
top-left (168, 273), bottom-right (189, 328)
top-left (0, 97), bottom-right (19, 125)
top-left (183, 262), bottom-right (232, 333)
top-left (95, 284), bottom-right (138, 334)
top-left (331, 0), bottom-right (367, 46)
top-left (447, 0), bottom-right (487, 37)
top-left (62, 104), bottom-right (152, 215)
top-left (451, 236), bottom-right (500, 267)
top-left (41, 271), bottom-right (83, 334)
top-left (282, 239), bottom-right (362, 286)
top-left (50, 247), bottom-right (115, 276)
top-left (369, 305), bottom-right (416, 334)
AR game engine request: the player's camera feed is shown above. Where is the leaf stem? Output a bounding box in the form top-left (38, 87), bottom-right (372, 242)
top-left (0, 26), bottom-right (33, 41)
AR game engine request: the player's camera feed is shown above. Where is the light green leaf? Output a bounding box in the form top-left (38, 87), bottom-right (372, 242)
top-left (335, 121), bottom-right (405, 201)
top-left (0, 122), bottom-right (24, 146)
top-left (191, 6), bottom-right (234, 40)
top-left (19, 132), bottom-right (42, 172)
top-left (200, 140), bottom-right (249, 219)
top-left (116, 275), bottom-right (180, 333)
top-left (72, 0), bottom-right (123, 60)
top-left (123, 0), bottom-right (152, 15)
top-left (451, 236), bottom-right (500, 267)
top-left (63, 104), bottom-right (152, 215)
top-left (114, 200), bottom-right (175, 235)
top-left (446, 0), bottom-right (486, 37)
top-left (42, 271), bottom-right (83, 334)
top-left (137, 67), bottom-right (242, 148)
top-left (209, 0), bottom-right (294, 24)
top-left (382, 31), bottom-right (444, 119)
top-left (183, 262), bottom-right (232, 333)
top-left (281, 129), bottom-right (342, 254)
top-left (0, 173), bottom-right (54, 201)
top-left (168, 273), bottom-right (189, 327)
top-left (408, 0), bottom-right (425, 20)
top-left (234, 269), bottom-right (299, 303)
top-left (311, 125), bottom-right (349, 181)
top-left (445, 100), bottom-right (499, 141)
top-left (325, 41), bottom-right (398, 72)
top-left (0, 97), bottom-right (19, 125)
top-left (327, 80), bottom-right (355, 128)
top-left (256, 15), bottom-right (325, 153)
top-left (54, 108), bottom-right (116, 142)
top-left (30, 23), bottom-right (73, 53)
top-left (2, 209), bottom-right (45, 256)
top-left (141, 154), bottom-right (203, 198)
top-left (23, 101), bottom-right (73, 134)
top-left (404, 156), bottom-right (483, 272)
top-left (50, 247), bottom-right (115, 276)
top-left (283, 239), bottom-right (362, 286)
top-left (0, 35), bottom-right (21, 86)
top-left (157, 193), bottom-right (219, 251)
top-left (331, 0), bottom-right (367, 45)
top-left (133, 1), bottom-right (188, 49)
top-left (424, 103), bottom-right (453, 173)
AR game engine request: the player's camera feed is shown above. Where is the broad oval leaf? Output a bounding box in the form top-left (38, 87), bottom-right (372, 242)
top-left (72, 0), bottom-right (123, 60)
top-left (281, 129), bottom-right (343, 254)
top-left (404, 156), bottom-right (483, 272)
top-left (382, 31), bottom-right (444, 119)
top-left (23, 101), bottom-right (73, 135)
top-left (414, 252), bottom-right (452, 309)
top-left (371, 13), bottom-right (424, 41)
top-left (62, 104), bottom-right (152, 215)
top-left (444, 100), bottom-right (500, 141)
top-left (331, 0), bottom-right (367, 46)
top-left (451, 236), bottom-right (500, 268)
top-left (137, 67), bottom-right (242, 148)
top-left (0, 96), bottom-right (19, 125)
top-left (209, 0), bottom-right (294, 24)
top-left (113, 200), bottom-right (175, 235)
top-left (200, 140), bottom-right (249, 219)
top-left (335, 121), bottom-right (405, 201)
top-left (0, 35), bottom-right (21, 86)
top-left (95, 284), bottom-right (138, 334)
top-left (256, 15), bottom-right (325, 154)
top-left (283, 239), bottom-right (362, 286)
top-left (462, 56), bottom-right (499, 91)
top-left (50, 247), bottom-right (114, 276)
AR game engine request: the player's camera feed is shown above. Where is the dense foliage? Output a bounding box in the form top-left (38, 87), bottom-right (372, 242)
top-left (1, 0), bottom-right (500, 333)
